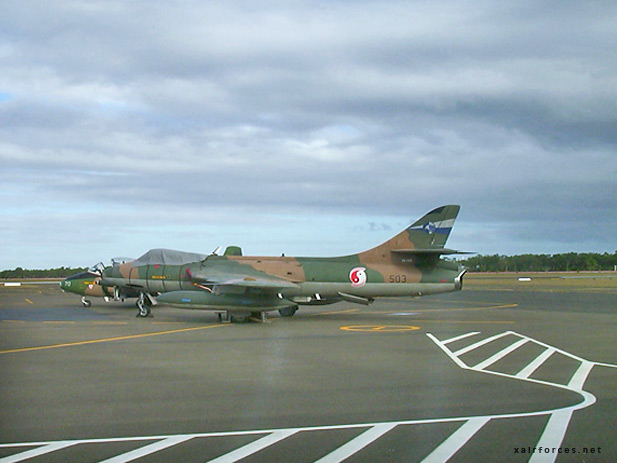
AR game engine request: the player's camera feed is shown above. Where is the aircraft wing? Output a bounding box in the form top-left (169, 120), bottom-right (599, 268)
top-left (189, 270), bottom-right (299, 290)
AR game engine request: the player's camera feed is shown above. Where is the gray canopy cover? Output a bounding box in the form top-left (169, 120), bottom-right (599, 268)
top-left (132, 248), bottom-right (207, 267)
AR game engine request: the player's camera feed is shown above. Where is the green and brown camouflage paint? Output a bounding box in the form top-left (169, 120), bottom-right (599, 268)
top-left (96, 205), bottom-right (466, 315)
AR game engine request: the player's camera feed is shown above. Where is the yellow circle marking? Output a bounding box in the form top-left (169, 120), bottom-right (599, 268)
top-left (340, 325), bottom-right (420, 332)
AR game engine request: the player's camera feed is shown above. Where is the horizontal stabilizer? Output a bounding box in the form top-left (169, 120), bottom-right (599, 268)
top-left (391, 248), bottom-right (474, 256)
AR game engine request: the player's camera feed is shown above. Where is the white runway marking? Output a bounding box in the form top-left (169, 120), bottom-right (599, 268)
top-left (451, 331), bottom-right (510, 357)
top-left (206, 430), bottom-right (298, 463)
top-left (421, 417), bottom-right (490, 463)
top-left (427, 330), bottom-right (617, 463)
top-left (472, 338), bottom-right (528, 370)
top-left (1, 331), bottom-right (615, 463)
top-left (0, 441), bottom-right (75, 463)
top-left (98, 435), bottom-right (194, 463)
top-left (516, 347), bottom-right (556, 379)
top-left (567, 360), bottom-right (595, 391)
top-left (528, 409), bottom-right (574, 463)
top-left (441, 331), bottom-right (480, 345)
top-left (313, 423), bottom-right (396, 463)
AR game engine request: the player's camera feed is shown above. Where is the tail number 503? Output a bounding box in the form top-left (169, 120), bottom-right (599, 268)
top-left (389, 274), bottom-right (407, 283)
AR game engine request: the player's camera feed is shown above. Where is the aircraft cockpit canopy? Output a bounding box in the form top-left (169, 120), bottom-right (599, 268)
top-left (87, 262), bottom-right (106, 275)
top-left (111, 257), bottom-right (134, 266)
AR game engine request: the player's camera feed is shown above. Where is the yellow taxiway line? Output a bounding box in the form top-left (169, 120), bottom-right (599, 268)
top-left (313, 308), bottom-right (361, 316)
top-left (0, 324), bottom-right (230, 355)
top-left (340, 325), bottom-right (420, 332)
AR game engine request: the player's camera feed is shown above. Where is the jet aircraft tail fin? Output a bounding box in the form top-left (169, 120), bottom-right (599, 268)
top-left (358, 205), bottom-right (465, 263)
top-left (405, 204), bottom-right (460, 250)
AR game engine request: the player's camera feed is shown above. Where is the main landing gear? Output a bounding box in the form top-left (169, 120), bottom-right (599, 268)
top-left (81, 296), bottom-right (91, 308)
top-left (278, 306), bottom-right (298, 317)
top-left (220, 311), bottom-right (266, 323)
top-left (221, 306), bottom-right (299, 323)
top-left (135, 293), bottom-right (153, 317)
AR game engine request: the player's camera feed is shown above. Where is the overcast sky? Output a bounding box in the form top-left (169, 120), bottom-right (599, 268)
top-left (1, 0), bottom-right (616, 270)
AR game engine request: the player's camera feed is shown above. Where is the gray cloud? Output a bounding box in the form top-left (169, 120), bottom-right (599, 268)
top-left (1, 0), bottom-right (616, 268)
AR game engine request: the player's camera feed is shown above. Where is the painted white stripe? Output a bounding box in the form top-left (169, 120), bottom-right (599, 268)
top-left (473, 339), bottom-right (529, 370)
top-left (435, 218), bottom-right (456, 229)
top-left (452, 332), bottom-right (511, 357)
top-left (313, 423), bottom-right (397, 463)
top-left (426, 333), bottom-right (469, 370)
top-left (205, 430), bottom-right (297, 463)
top-left (528, 409), bottom-right (574, 463)
top-left (594, 361), bottom-right (617, 369)
top-left (442, 332), bottom-right (480, 345)
top-left (516, 347), bottom-right (556, 379)
top-left (421, 417), bottom-right (490, 463)
top-left (0, 441), bottom-right (75, 463)
top-left (567, 360), bottom-right (595, 391)
top-left (0, 330), bottom-right (603, 463)
top-left (97, 435), bottom-right (194, 463)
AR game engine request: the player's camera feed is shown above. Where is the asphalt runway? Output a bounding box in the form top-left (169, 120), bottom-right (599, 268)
top-left (1, 281), bottom-right (616, 462)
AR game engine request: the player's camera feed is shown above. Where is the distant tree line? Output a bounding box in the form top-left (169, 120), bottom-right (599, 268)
top-left (2, 252), bottom-right (617, 277)
top-left (0, 267), bottom-right (88, 279)
top-left (461, 252), bottom-right (617, 272)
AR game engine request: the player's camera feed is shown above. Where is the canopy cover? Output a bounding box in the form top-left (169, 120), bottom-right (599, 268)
top-left (132, 248), bottom-right (207, 267)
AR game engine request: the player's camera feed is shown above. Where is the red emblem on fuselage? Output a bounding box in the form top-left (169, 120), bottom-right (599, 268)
top-left (349, 267), bottom-right (367, 287)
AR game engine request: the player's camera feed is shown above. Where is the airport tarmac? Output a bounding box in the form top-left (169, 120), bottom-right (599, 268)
top-left (1, 278), bottom-right (616, 462)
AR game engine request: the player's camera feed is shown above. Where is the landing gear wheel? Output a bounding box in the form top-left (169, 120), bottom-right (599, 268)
top-left (81, 297), bottom-right (92, 308)
top-left (136, 303), bottom-right (151, 317)
top-left (278, 306), bottom-right (298, 317)
top-left (135, 296), bottom-right (152, 317)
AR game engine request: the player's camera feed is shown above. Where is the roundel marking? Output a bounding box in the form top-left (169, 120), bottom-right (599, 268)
top-left (349, 267), bottom-right (367, 287)
top-left (423, 222), bottom-right (436, 234)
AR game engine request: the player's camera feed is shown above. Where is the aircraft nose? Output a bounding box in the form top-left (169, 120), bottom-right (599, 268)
top-left (59, 278), bottom-right (73, 292)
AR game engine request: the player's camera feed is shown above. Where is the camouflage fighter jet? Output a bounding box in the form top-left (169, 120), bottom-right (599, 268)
top-left (97, 205), bottom-right (468, 322)
top-left (61, 249), bottom-right (243, 312)
top-left (60, 259), bottom-right (140, 307)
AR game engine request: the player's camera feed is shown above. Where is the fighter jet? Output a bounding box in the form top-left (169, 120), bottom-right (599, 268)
top-left (60, 259), bottom-right (140, 307)
top-left (97, 205), bottom-right (468, 322)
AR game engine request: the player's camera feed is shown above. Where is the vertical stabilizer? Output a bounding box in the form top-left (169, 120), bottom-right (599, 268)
top-left (358, 205), bottom-right (461, 262)
top-left (407, 205), bottom-right (460, 249)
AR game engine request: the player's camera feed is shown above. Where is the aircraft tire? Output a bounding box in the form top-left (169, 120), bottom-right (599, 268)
top-left (278, 306), bottom-right (298, 317)
top-left (81, 297), bottom-right (91, 308)
top-left (136, 306), bottom-right (151, 317)
top-left (136, 299), bottom-right (151, 318)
